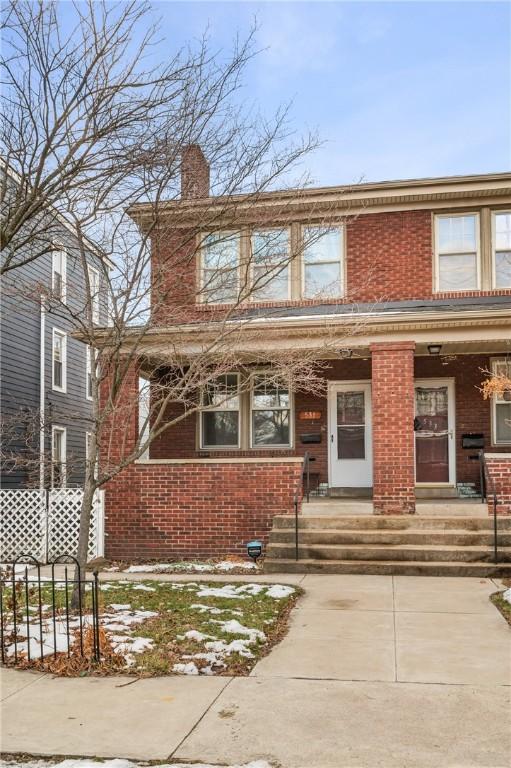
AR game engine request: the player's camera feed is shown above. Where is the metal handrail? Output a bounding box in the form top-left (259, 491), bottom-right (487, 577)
top-left (293, 451), bottom-right (311, 562)
top-left (479, 450), bottom-right (499, 564)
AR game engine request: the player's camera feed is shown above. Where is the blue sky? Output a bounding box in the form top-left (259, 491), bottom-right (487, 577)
top-left (155, 0), bottom-right (511, 185)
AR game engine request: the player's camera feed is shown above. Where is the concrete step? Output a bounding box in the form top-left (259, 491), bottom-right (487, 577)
top-left (272, 515), bottom-right (511, 531)
top-left (269, 528), bottom-right (511, 547)
top-left (266, 542), bottom-right (511, 563)
top-left (263, 558), bottom-right (511, 577)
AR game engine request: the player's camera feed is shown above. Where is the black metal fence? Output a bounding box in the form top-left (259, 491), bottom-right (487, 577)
top-left (0, 554), bottom-right (101, 668)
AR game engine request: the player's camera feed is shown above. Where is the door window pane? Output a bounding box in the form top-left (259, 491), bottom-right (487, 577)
top-left (337, 391), bottom-right (365, 459)
top-left (415, 386), bottom-right (449, 483)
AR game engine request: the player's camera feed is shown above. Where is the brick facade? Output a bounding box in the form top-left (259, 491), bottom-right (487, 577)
top-left (104, 459), bottom-right (303, 559)
top-left (371, 342), bottom-right (416, 514)
top-left (485, 454), bottom-right (511, 515)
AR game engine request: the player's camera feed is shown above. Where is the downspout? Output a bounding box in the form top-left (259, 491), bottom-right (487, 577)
top-left (39, 295), bottom-right (45, 488)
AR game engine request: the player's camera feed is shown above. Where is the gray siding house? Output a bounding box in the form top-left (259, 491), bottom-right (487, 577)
top-left (1, 194), bottom-right (108, 489)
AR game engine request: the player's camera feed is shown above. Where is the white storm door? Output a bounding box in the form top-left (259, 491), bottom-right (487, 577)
top-left (328, 382), bottom-right (373, 487)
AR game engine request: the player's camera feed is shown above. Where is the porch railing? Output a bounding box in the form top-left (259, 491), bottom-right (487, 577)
top-left (479, 450), bottom-right (499, 564)
top-left (293, 451), bottom-right (311, 561)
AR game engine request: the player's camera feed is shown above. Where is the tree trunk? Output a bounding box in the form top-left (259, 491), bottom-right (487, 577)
top-left (71, 477), bottom-right (95, 609)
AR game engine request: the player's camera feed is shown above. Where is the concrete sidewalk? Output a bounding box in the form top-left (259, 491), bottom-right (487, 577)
top-left (1, 574), bottom-right (510, 768)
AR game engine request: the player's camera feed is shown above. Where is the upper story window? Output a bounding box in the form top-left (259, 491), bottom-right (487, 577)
top-left (201, 232), bottom-right (240, 304)
top-left (302, 226), bottom-right (344, 298)
top-left (200, 373), bottom-right (240, 448)
top-left (52, 329), bottom-right (67, 393)
top-left (87, 265), bottom-right (100, 323)
top-left (251, 229), bottom-right (290, 301)
top-left (251, 374), bottom-right (291, 447)
top-left (493, 211), bottom-right (511, 288)
top-left (491, 359), bottom-right (511, 445)
top-left (52, 248), bottom-right (67, 302)
top-left (434, 213), bottom-right (479, 292)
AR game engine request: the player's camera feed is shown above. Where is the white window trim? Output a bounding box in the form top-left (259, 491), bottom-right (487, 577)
top-left (138, 375), bottom-right (150, 459)
top-left (300, 224), bottom-right (345, 300)
top-left (249, 372), bottom-right (294, 449)
top-left (52, 328), bottom-right (67, 393)
top-left (52, 247), bottom-right (67, 303)
top-left (491, 209), bottom-right (511, 289)
top-left (249, 228), bottom-right (292, 303)
top-left (199, 373), bottom-right (241, 449)
top-left (199, 231), bottom-right (241, 306)
top-left (51, 425), bottom-right (67, 488)
top-left (490, 357), bottom-right (511, 446)
top-left (434, 212), bottom-right (481, 293)
top-left (87, 264), bottom-right (100, 323)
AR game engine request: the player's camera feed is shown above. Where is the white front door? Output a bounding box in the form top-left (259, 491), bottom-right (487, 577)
top-left (328, 382), bottom-right (373, 488)
top-left (414, 378), bottom-right (456, 486)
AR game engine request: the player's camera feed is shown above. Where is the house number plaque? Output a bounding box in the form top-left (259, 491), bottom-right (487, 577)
top-left (299, 410), bottom-right (322, 421)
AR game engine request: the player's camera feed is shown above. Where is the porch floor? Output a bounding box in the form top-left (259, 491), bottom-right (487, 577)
top-left (302, 498), bottom-right (487, 517)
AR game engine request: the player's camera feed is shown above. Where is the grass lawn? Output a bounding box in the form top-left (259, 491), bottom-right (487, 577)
top-left (0, 578), bottom-right (300, 677)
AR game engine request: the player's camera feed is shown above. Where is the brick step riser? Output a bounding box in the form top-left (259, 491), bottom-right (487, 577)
top-left (263, 559), bottom-right (511, 577)
top-left (269, 531), bottom-right (511, 546)
top-left (272, 516), bottom-right (511, 531)
top-left (266, 544), bottom-right (511, 563)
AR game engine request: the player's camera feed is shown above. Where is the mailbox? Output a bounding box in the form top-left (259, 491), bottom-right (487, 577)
top-left (461, 433), bottom-right (484, 449)
top-left (300, 433), bottom-right (322, 444)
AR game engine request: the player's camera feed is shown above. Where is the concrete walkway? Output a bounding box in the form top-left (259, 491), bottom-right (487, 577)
top-left (1, 574), bottom-right (510, 768)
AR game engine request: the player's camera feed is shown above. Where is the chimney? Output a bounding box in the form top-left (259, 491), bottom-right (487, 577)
top-left (181, 144), bottom-right (210, 199)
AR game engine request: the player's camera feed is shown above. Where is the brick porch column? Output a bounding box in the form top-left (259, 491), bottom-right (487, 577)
top-left (371, 341), bottom-right (416, 515)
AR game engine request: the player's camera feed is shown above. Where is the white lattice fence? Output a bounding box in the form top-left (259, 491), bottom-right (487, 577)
top-left (0, 490), bottom-right (46, 560)
top-left (0, 489), bottom-right (104, 562)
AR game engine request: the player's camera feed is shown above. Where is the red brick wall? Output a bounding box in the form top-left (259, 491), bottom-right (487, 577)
top-left (485, 455), bottom-right (511, 515)
top-left (371, 342), bottom-right (416, 514)
top-left (104, 459), bottom-right (303, 559)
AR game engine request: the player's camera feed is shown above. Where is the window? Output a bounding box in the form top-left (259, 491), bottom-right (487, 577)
top-left (251, 374), bottom-right (291, 447)
top-left (251, 229), bottom-right (290, 301)
top-left (51, 426), bottom-right (66, 487)
top-left (302, 226), bottom-right (344, 298)
top-left (138, 376), bottom-right (150, 459)
top-left (201, 232), bottom-right (240, 304)
top-left (491, 359), bottom-right (511, 445)
top-left (52, 249), bottom-right (67, 302)
top-left (493, 211), bottom-right (511, 288)
top-left (200, 374), bottom-right (240, 448)
top-left (435, 213), bottom-right (479, 291)
top-left (52, 329), bottom-right (67, 392)
top-left (87, 265), bottom-right (100, 323)
top-left (86, 346), bottom-right (93, 400)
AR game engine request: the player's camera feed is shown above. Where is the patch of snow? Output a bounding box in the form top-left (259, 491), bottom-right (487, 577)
top-left (205, 639), bottom-right (255, 659)
top-left (190, 603), bottom-right (243, 617)
top-left (109, 603), bottom-right (131, 611)
top-left (211, 619), bottom-right (266, 643)
top-left (123, 560), bottom-right (257, 574)
top-left (181, 629), bottom-right (216, 642)
top-left (132, 584), bottom-right (156, 592)
top-left (266, 584), bottom-right (295, 599)
top-left (503, 587), bottom-right (511, 605)
top-left (172, 661), bottom-right (199, 675)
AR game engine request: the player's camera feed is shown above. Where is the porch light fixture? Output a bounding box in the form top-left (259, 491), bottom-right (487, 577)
top-left (427, 344), bottom-right (442, 356)
top-left (339, 348), bottom-right (352, 359)
top-left (246, 540), bottom-right (262, 564)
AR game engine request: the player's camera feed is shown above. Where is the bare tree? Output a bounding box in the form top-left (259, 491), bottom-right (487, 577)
top-left (1, 1), bottom-right (371, 592)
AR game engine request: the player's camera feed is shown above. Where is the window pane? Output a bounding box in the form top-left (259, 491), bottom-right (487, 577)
top-left (253, 410), bottom-right (290, 445)
top-left (204, 375), bottom-right (239, 409)
top-left (252, 265), bottom-right (289, 300)
top-left (495, 213), bottom-right (511, 250)
top-left (337, 391), bottom-right (365, 426)
top-left (337, 426), bottom-right (365, 459)
top-left (438, 253), bottom-right (477, 290)
top-left (252, 229), bottom-right (289, 264)
top-left (304, 263), bottom-right (341, 298)
top-left (303, 227), bottom-right (342, 263)
top-left (495, 403), bottom-right (511, 443)
top-left (203, 268), bottom-right (239, 303)
top-left (202, 411), bottom-right (239, 446)
top-left (496, 251), bottom-right (511, 288)
top-left (203, 233), bottom-right (239, 269)
top-left (54, 360), bottom-right (62, 388)
top-left (253, 377), bottom-right (289, 409)
top-left (438, 215), bottom-right (476, 253)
